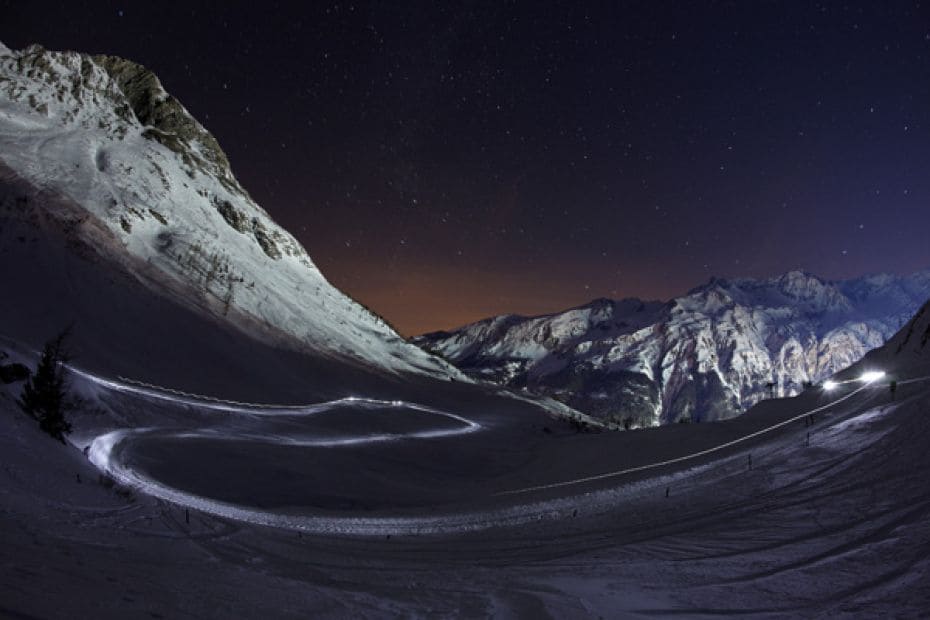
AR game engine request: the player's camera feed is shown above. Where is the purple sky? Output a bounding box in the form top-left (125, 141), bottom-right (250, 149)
top-left (4, 1), bottom-right (929, 334)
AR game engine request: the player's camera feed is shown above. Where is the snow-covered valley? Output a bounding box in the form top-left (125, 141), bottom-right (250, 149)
top-left (2, 300), bottom-right (930, 617)
top-left (2, 39), bottom-right (930, 618)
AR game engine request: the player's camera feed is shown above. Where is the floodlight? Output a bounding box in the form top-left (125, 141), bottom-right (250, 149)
top-left (859, 371), bottom-right (885, 383)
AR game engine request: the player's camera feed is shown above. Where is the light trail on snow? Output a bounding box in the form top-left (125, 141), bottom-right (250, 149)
top-left (78, 361), bottom-right (930, 536)
top-left (71, 368), bottom-right (455, 417)
top-left (494, 374), bottom-right (930, 496)
top-left (76, 367), bottom-right (480, 449)
top-left (86, 428), bottom-right (615, 536)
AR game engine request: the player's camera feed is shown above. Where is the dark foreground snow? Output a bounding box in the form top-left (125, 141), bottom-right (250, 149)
top-left (2, 349), bottom-right (929, 617)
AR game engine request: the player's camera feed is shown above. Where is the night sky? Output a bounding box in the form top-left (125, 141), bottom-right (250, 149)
top-left (3, 2), bottom-right (930, 335)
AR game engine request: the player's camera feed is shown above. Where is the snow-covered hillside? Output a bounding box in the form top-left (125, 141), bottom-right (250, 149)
top-left (0, 41), bottom-right (453, 377)
top-left (416, 270), bottom-right (930, 426)
top-left (857, 297), bottom-right (930, 371)
top-left (4, 290), bottom-right (930, 617)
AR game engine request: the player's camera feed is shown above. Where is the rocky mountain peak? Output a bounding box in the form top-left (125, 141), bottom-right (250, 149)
top-left (775, 269), bottom-right (824, 293)
top-left (0, 41), bottom-right (456, 377)
top-left (93, 54), bottom-right (241, 194)
top-left (418, 268), bottom-right (930, 427)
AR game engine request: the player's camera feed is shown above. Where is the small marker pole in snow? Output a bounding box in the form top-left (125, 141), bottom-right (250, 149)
top-left (76, 473), bottom-right (81, 484)
top-left (748, 454), bottom-right (752, 471)
top-left (185, 508), bottom-right (190, 525)
top-left (766, 382), bottom-right (776, 400)
top-left (665, 487), bottom-right (669, 498)
top-left (807, 431), bottom-right (810, 446)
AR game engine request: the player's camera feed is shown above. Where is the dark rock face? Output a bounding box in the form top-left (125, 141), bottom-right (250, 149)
top-left (251, 222), bottom-right (282, 260)
top-left (215, 200), bottom-right (250, 233)
top-left (213, 199), bottom-right (282, 259)
top-left (540, 366), bottom-right (661, 428)
top-left (94, 56), bottom-right (234, 186)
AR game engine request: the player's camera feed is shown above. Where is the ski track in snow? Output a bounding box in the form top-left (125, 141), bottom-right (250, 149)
top-left (73, 366), bottom-right (480, 446)
top-left (71, 367), bottom-right (471, 420)
top-left (79, 367), bottom-right (930, 537)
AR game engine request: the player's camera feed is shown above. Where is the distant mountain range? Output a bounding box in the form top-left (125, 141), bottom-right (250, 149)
top-left (415, 269), bottom-right (930, 427)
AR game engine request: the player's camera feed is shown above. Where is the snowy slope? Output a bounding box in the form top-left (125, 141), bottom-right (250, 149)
top-left (856, 297), bottom-right (930, 372)
top-left (0, 42), bottom-right (454, 377)
top-left (416, 269), bottom-right (930, 426)
top-left (3, 294), bottom-right (930, 617)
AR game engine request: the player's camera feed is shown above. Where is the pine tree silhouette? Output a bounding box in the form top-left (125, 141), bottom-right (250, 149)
top-left (20, 330), bottom-right (74, 443)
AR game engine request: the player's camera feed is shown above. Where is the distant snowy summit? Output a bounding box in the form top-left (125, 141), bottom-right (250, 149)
top-left (0, 42), bottom-right (455, 377)
top-left (415, 269), bottom-right (930, 427)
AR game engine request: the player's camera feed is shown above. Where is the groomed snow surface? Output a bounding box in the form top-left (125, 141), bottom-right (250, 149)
top-left (2, 344), bottom-right (930, 617)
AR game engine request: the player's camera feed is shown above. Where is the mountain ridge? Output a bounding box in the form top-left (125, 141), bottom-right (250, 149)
top-left (0, 41), bottom-right (456, 379)
top-left (415, 268), bottom-right (930, 426)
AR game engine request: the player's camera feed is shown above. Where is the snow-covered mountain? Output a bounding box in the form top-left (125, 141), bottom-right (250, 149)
top-left (0, 42), bottom-right (454, 378)
top-left (415, 270), bottom-right (930, 426)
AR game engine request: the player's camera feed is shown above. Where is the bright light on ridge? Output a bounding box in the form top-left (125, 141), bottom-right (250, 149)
top-left (860, 370), bottom-right (886, 383)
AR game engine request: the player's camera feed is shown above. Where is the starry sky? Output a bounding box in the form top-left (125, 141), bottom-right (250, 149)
top-left (3, 1), bottom-right (930, 335)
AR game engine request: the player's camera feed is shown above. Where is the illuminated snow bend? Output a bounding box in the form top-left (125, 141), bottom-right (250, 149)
top-left (83, 369), bottom-right (929, 537)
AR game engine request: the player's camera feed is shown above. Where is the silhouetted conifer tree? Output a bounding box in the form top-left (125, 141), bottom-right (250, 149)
top-left (20, 330), bottom-right (74, 443)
